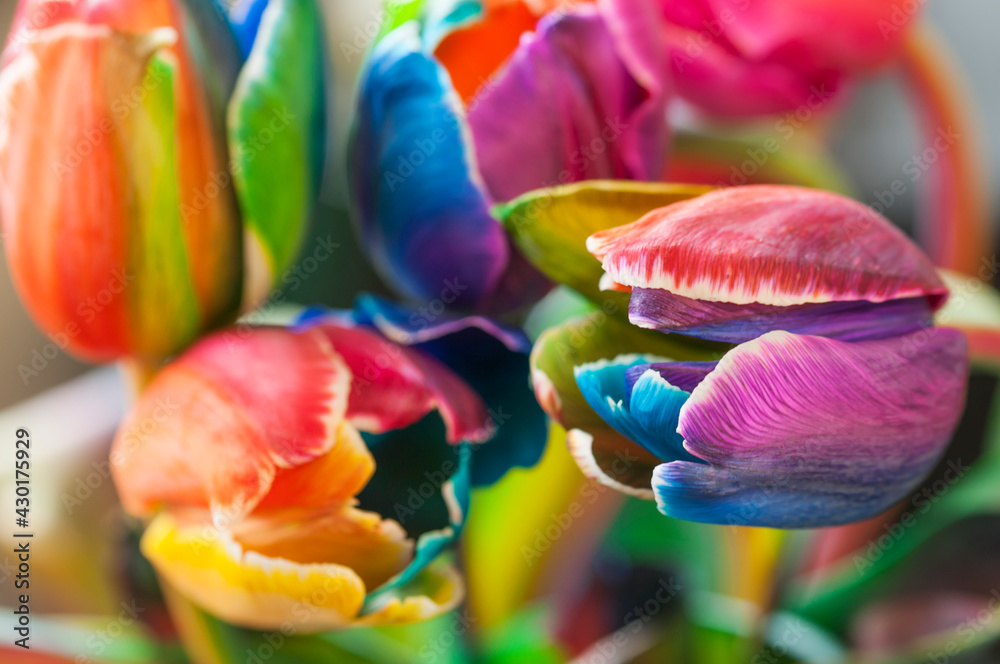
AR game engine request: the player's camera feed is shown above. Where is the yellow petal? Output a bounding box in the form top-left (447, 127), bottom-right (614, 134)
top-left (233, 504), bottom-right (413, 590)
top-left (141, 512), bottom-right (366, 632)
top-left (357, 559), bottom-right (464, 627)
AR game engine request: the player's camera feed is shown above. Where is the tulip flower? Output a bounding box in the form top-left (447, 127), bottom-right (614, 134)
top-left (350, 0), bottom-right (670, 312)
top-left (110, 315), bottom-right (499, 630)
top-left (526, 184), bottom-right (968, 528)
top-left (300, 293), bottom-right (550, 486)
top-left (605, 0), bottom-right (920, 117)
top-left (0, 0), bottom-right (325, 363)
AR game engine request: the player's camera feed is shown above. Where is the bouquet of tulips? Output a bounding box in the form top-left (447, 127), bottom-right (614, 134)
top-left (2, 0), bottom-right (1000, 663)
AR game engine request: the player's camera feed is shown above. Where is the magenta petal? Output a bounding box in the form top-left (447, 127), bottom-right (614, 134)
top-left (315, 324), bottom-right (491, 444)
top-left (589, 185), bottom-right (948, 307)
top-left (467, 4), bottom-right (668, 204)
top-left (658, 329), bottom-right (968, 527)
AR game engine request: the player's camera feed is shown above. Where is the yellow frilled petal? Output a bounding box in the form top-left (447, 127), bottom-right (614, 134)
top-left (141, 512), bottom-right (366, 632)
top-left (231, 505), bottom-right (413, 590)
top-left (357, 560), bottom-right (465, 627)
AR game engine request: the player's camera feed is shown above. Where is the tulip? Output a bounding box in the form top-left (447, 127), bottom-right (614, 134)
top-left (110, 315), bottom-right (498, 630)
top-left (606, 0), bottom-right (921, 117)
top-left (530, 184), bottom-right (968, 528)
top-left (350, 0), bottom-right (670, 313)
top-left (303, 293), bottom-right (550, 486)
top-left (0, 0), bottom-right (325, 363)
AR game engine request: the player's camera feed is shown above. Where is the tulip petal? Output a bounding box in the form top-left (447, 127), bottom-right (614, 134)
top-left (229, 0), bottom-right (269, 58)
top-left (531, 311), bottom-right (722, 431)
top-left (629, 288), bottom-right (935, 343)
top-left (566, 428), bottom-right (656, 500)
top-left (350, 295), bottom-right (548, 486)
top-left (111, 327), bottom-right (351, 521)
top-left (625, 360), bottom-right (716, 394)
top-left (299, 313), bottom-right (493, 444)
top-left (654, 329), bottom-right (968, 528)
top-left (496, 180), bottom-right (711, 303)
top-left (713, 0), bottom-right (918, 72)
top-left (255, 422), bottom-right (375, 513)
top-left (142, 512), bottom-right (367, 632)
top-left (357, 558), bottom-right (464, 626)
top-left (575, 356), bottom-right (698, 463)
top-left (467, 5), bottom-right (668, 204)
top-left (589, 185), bottom-right (948, 308)
top-left (532, 311), bottom-right (721, 496)
top-left (350, 21), bottom-right (507, 307)
top-left (228, 0), bottom-right (326, 305)
top-left (231, 505), bottom-right (413, 590)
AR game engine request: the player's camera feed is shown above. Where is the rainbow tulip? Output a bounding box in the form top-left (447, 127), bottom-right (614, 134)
top-left (0, 0), bottom-right (325, 363)
top-left (531, 184), bottom-right (968, 528)
top-left (350, 0), bottom-right (670, 312)
top-left (110, 317), bottom-right (496, 630)
top-left (607, 0), bottom-right (921, 117)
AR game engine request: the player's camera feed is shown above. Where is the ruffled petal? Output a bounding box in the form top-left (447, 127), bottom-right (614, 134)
top-left (301, 314), bottom-right (493, 444)
top-left (468, 5), bottom-right (668, 204)
top-left (589, 185), bottom-right (947, 307)
top-left (496, 180), bottom-right (710, 303)
top-left (255, 422), bottom-right (375, 514)
top-left (142, 512), bottom-right (367, 632)
top-left (349, 295), bottom-right (548, 486)
top-left (566, 429), bottom-right (656, 500)
top-left (227, 0), bottom-right (326, 306)
top-left (574, 355), bottom-right (697, 463)
top-left (111, 327), bottom-right (350, 521)
top-left (655, 328), bottom-right (968, 528)
top-left (629, 287), bottom-right (934, 343)
top-left (531, 310), bottom-right (721, 495)
top-left (349, 21), bottom-right (507, 307)
top-left (230, 505), bottom-right (413, 590)
top-left (356, 559), bottom-right (464, 627)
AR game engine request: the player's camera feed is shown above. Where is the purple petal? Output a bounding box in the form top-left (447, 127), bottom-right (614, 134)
top-left (629, 288), bottom-right (935, 343)
top-left (467, 5), bottom-right (669, 204)
top-left (655, 328), bottom-right (968, 528)
top-left (625, 360), bottom-right (718, 396)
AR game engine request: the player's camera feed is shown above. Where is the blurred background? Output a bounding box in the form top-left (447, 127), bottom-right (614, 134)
top-left (1, 0), bottom-right (998, 408)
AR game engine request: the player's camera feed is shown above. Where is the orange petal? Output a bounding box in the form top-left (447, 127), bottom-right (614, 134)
top-left (232, 504), bottom-right (413, 590)
top-left (111, 327), bottom-right (351, 522)
top-left (256, 421), bottom-right (375, 514)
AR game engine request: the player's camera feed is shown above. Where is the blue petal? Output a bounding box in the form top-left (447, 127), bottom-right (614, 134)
top-left (349, 22), bottom-right (508, 308)
top-left (653, 461), bottom-right (904, 529)
top-left (229, 0), bottom-right (269, 58)
top-left (574, 357), bottom-right (700, 464)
